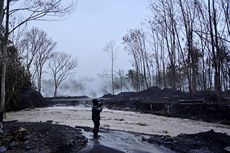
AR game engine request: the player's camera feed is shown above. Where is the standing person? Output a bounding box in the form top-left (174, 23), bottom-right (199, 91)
top-left (91, 99), bottom-right (103, 138)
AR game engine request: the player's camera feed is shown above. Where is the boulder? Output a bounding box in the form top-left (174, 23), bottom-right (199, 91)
top-left (225, 146), bottom-right (230, 153)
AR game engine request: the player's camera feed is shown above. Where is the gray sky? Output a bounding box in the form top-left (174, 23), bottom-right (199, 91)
top-left (33, 0), bottom-right (149, 78)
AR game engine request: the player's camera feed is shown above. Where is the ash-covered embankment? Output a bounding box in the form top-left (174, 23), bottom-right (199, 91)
top-left (100, 86), bottom-right (230, 125)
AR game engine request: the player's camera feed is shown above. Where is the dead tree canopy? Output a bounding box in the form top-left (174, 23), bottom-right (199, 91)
top-left (48, 52), bottom-right (78, 97)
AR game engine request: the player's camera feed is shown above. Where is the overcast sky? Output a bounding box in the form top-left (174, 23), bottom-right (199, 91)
top-left (33, 0), bottom-right (149, 79)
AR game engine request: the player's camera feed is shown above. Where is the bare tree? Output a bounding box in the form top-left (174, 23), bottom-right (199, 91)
top-left (0, 1), bottom-right (3, 29)
top-left (220, 0), bottom-right (230, 36)
top-left (123, 29), bottom-right (151, 91)
top-left (18, 27), bottom-right (56, 92)
top-left (148, 0), bottom-right (180, 89)
top-left (208, 0), bottom-right (222, 99)
top-left (19, 28), bottom-right (55, 77)
top-left (0, 0), bottom-right (75, 127)
top-left (144, 1), bottom-right (165, 89)
top-left (0, 0), bottom-right (5, 128)
top-left (0, 0), bottom-right (10, 127)
top-left (8, 0), bottom-right (74, 35)
top-left (117, 69), bottom-right (129, 92)
top-left (126, 69), bottom-right (137, 90)
top-left (123, 31), bottom-right (141, 92)
top-left (177, 0), bottom-right (201, 94)
top-left (33, 29), bottom-right (56, 93)
top-left (48, 52), bottom-right (78, 97)
top-left (145, 0), bottom-right (230, 94)
top-left (104, 41), bottom-right (118, 95)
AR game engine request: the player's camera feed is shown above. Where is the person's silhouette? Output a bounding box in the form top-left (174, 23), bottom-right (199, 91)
top-left (91, 99), bottom-right (103, 138)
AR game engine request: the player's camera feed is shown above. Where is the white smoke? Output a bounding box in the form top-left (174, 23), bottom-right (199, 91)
top-left (41, 74), bottom-right (110, 98)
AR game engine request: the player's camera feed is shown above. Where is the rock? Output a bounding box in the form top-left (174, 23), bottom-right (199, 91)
top-left (24, 140), bottom-right (30, 144)
top-left (25, 146), bottom-right (31, 150)
top-left (0, 146), bottom-right (7, 152)
top-left (1, 122), bottom-right (87, 153)
top-left (10, 141), bottom-right (17, 147)
top-left (225, 146), bottom-right (230, 152)
top-left (15, 127), bottom-right (28, 141)
top-left (46, 120), bottom-right (53, 123)
top-left (24, 135), bottom-right (31, 140)
top-left (142, 136), bottom-right (147, 141)
top-left (103, 124), bottom-right (110, 128)
top-left (37, 134), bottom-right (42, 138)
top-left (18, 127), bottom-right (27, 132)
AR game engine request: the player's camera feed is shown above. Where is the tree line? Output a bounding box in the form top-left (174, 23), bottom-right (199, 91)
top-left (18, 27), bottom-right (78, 97)
top-left (0, 0), bottom-right (77, 125)
top-left (105, 0), bottom-right (229, 100)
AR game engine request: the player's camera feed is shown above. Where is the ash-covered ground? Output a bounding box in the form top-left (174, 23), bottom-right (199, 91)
top-left (0, 121), bottom-right (87, 153)
top-left (3, 106), bottom-right (230, 153)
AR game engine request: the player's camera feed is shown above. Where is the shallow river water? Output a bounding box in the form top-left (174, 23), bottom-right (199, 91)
top-left (5, 106), bottom-right (230, 153)
top-left (6, 106), bottom-right (230, 136)
top-left (78, 129), bottom-right (175, 153)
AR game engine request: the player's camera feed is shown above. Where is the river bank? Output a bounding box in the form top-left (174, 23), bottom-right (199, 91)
top-left (0, 121), bottom-right (87, 153)
top-left (3, 106), bottom-right (230, 153)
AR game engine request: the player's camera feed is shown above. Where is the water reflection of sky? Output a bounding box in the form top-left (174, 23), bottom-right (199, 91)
top-left (80, 129), bottom-right (175, 153)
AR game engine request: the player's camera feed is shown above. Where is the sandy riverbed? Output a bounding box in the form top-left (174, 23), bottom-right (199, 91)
top-left (5, 106), bottom-right (230, 137)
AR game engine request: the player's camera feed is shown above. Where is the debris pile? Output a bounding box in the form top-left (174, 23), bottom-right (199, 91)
top-left (142, 130), bottom-right (230, 153)
top-left (0, 121), bottom-right (87, 153)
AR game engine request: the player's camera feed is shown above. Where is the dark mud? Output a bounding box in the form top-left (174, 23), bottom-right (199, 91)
top-left (1, 121), bottom-right (230, 153)
top-left (1, 122), bottom-right (174, 153)
top-left (77, 126), bottom-right (230, 153)
top-left (101, 86), bottom-right (226, 101)
top-left (99, 87), bottom-right (230, 125)
top-left (0, 121), bottom-right (87, 153)
top-left (142, 130), bottom-right (230, 153)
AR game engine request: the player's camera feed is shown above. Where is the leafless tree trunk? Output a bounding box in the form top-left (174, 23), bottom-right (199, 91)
top-left (208, 0), bottom-right (222, 100)
top-left (198, 15), bottom-right (207, 91)
top-left (147, 0), bottom-right (229, 93)
top-left (153, 0), bottom-right (178, 89)
top-left (0, 0), bottom-right (9, 123)
top-left (123, 31), bottom-right (141, 91)
top-left (160, 33), bottom-right (167, 88)
top-left (104, 41), bottom-right (117, 95)
top-left (48, 52), bottom-right (78, 97)
top-left (178, 0), bottom-right (199, 94)
top-left (0, 0), bottom-right (75, 125)
top-left (0, 2), bottom-right (5, 121)
top-left (34, 30), bottom-right (56, 93)
top-left (220, 0), bottom-right (230, 36)
top-left (123, 29), bottom-right (151, 90)
top-left (149, 20), bottom-right (162, 87)
top-left (19, 28), bottom-right (47, 77)
top-left (117, 70), bottom-right (124, 93)
top-left (137, 30), bottom-right (150, 89)
top-left (0, 1), bottom-right (3, 27)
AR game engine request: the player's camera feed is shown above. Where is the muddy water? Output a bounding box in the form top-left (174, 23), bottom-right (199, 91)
top-left (79, 129), bottom-right (175, 153)
top-left (6, 106), bottom-right (230, 153)
top-left (6, 106), bottom-right (230, 136)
